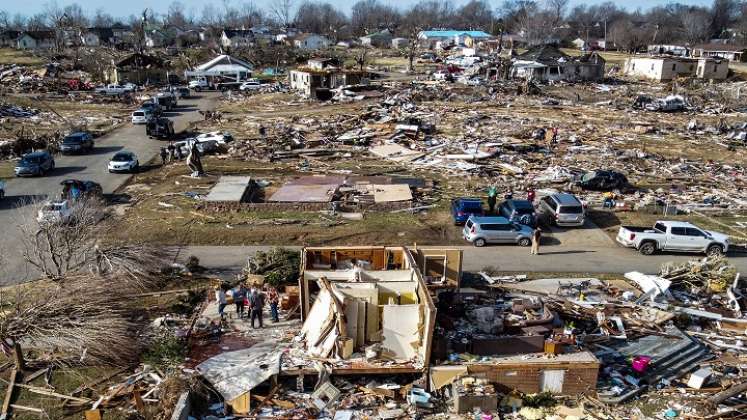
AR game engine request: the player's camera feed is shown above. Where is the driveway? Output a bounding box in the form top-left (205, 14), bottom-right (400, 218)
top-left (0, 93), bottom-right (218, 284)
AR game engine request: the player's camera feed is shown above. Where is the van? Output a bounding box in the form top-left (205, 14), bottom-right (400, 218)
top-left (538, 193), bottom-right (585, 227)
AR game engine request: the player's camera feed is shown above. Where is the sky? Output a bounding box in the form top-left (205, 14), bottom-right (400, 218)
top-left (1, 0), bottom-right (714, 19)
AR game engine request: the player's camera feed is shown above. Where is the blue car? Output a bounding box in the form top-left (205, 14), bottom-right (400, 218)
top-left (451, 198), bottom-right (484, 225)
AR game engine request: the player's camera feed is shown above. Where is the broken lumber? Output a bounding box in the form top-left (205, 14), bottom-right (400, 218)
top-left (1, 369), bottom-right (18, 420)
top-left (708, 381), bottom-right (747, 406)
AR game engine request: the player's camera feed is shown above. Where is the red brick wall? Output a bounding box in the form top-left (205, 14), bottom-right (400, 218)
top-left (465, 363), bottom-right (599, 395)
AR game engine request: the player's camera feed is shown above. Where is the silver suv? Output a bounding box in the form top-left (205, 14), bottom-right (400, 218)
top-left (538, 193), bottom-right (585, 227)
top-left (462, 216), bottom-right (534, 247)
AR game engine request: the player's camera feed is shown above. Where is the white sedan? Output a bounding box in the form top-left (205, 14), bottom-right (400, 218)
top-left (37, 200), bottom-right (73, 224)
top-left (239, 80), bottom-right (262, 91)
top-left (108, 151), bottom-right (139, 173)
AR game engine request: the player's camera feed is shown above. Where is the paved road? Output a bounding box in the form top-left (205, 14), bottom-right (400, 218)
top-left (0, 93), bottom-right (218, 283)
top-left (181, 244), bottom-right (747, 278)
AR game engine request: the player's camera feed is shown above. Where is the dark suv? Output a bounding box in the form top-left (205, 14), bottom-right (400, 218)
top-left (498, 199), bottom-right (537, 227)
top-left (15, 151), bottom-right (55, 177)
top-left (59, 132), bottom-right (94, 154)
top-left (146, 117), bottom-right (175, 139)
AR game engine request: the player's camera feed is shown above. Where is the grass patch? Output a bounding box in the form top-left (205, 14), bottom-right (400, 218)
top-left (0, 48), bottom-right (46, 66)
top-left (0, 160), bottom-right (13, 180)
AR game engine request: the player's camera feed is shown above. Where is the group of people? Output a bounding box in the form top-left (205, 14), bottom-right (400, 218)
top-left (159, 142), bottom-right (184, 165)
top-left (214, 283), bottom-right (281, 328)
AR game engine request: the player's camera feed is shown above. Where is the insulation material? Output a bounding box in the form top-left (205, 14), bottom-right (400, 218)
top-left (196, 341), bottom-right (282, 402)
top-left (301, 279), bottom-right (347, 358)
top-left (381, 305), bottom-right (421, 360)
top-left (335, 286), bottom-right (380, 342)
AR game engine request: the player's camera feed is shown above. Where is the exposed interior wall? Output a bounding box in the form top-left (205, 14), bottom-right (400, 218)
top-left (298, 246), bottom-right (436, 369)
top-left (414, 248), bottom-right (462, 286)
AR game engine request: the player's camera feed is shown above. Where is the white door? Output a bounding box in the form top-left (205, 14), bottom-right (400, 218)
top-left (540, 370), bottom-right (565, 393)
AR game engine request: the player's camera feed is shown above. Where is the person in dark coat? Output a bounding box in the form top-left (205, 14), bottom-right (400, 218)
top-left (249, 288), bottom-right (265, 328)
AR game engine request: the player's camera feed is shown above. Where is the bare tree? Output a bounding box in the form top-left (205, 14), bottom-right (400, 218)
top-left (91, 9), bottom-right (114, 27)
top-left (0, 274), bottom-right (142, 365)
top-left (16, 198), bottom-right (105, 280)
top-left (681, 9), bottom-right (711, 45)
top-left (270, 0), bottom-right (295, 28)
top-left (545, 0), bottom-right (569, 27)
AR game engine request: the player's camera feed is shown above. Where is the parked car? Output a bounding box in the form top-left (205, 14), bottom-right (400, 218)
top-left (462, 216), bottom-right (534, 247)
top-left (537, 193), bottom-right (585, 227)
top-left (146, 117), bottom-right (175, 139)
top-left (37, 200), bottom-right (73, 224)
top-left (60, 179), bottom-right (103, 200)
top-left (139, 101), bottom-right (163, 116)
top-left (498, 199), bottom-right (537, 227)
top-left (108, 151), bottom-right (139, 173)
top-left (59, 132), bottom-right (94, 154)
top-left (131, 109), bottom-right (154, 124)
top-left (189, 78), bottom-right (209, 91)
top-left (616, 221), bottom-right (729, 256)
top-left (239, 79), bottom-right (262, 91)
top-left (575, 170), bottom-right (628, 191)
top-left (195, 131), bottom-right (234, 144)
top-left (154, 92), bottom-right (178, 110)
top-left (15, 151), bottom-right (54, 177)
top-left (174, 138), bottom-right (219, 156)
top-left (95, 84), bottom-right (131, 96)
top-left (451, 198), bottom-right (484, 225)
top-left (176, 87), bottom-right (190, 98)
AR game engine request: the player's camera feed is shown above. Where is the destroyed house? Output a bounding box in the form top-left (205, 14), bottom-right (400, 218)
top-left (289, 61), bottom-right (369, 99)
top-left (623, 56), bottom-right (729, 81)
top-left (692, 43), bottom-right (747, 62)
top-left (296, 246), bottom-right (440, 374)
top-left (509, 45), bottom-right (605, 82)
top-left (266, 175), bottom-right (424, 211)
top-left (107, 53), bottom-right (168, 85)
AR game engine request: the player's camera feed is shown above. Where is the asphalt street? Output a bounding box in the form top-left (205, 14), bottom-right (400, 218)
top-left (0, 92), bottom-right (218, 283)
top-left (181, 244), bottom-right (747, 278)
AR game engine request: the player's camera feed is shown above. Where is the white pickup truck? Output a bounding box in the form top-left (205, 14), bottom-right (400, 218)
top-left (95, 84), bottom-right (133, 96)
top-left (616, 221), bottom-right (729, 256)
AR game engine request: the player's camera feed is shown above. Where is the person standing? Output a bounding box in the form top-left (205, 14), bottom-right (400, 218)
top-left (268, 287), bottom-right (280, 323)
top-left (487, 185), bottom-right (497, 214)
top-left (531, 227), bottom-right (542, 255)
top-left (527, 187), bottom-right (536, 203)
top-left (234, 283), bottom-right (247, 319)
top-left (160, 147), bottom-right (168, 166)
top-left (215, 286), bottom-right (227, 319)
top-left (167, 142), bottom-right (176, 162)
top-left (249, 288), bottom-right (265, 328)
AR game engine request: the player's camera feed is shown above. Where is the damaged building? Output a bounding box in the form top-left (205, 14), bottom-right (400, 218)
top-left (509, 45), bottom-right (606, 82)
top-left (623, 56), bottom-right (730, 81)
top-left (289, 58), bottom-right (370, 99)
top-left (106, 52), bottom-right (169, 85)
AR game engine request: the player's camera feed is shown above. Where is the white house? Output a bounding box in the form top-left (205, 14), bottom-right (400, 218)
top-left (417, 30), bottom-right (491, 48)
top-left (221, 29), bottom-right (254, 49)
top-left (294, 33), bottom-right (331, 50)
top-left (623, 56), bottom-right (729, 81)
top-left (17, 31), bottom-right (56, 50)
